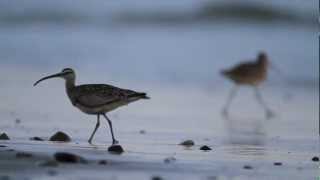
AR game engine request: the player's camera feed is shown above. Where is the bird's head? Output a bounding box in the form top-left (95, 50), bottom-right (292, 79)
top-left (33, 68), bottom-right (75, 86)
top-left (257, 52), bottom-right (268, 66)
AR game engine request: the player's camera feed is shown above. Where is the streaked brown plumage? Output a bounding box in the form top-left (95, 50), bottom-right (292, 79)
top-left (221, 52), bottom-right (274, 119)
top-left (34, 68), bottom-right (149, 145)
top-left (221, 52), bottom-right (268, 85)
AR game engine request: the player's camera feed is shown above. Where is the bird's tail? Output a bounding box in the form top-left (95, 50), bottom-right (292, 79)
top-left (220, 69), bottom-right (231, 77)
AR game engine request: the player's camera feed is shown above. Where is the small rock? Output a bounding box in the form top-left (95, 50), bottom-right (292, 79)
top-left (0, 145), bottom-right (7, 148)
top-left (139, 130), bottom-right (146, 134)
top-left (151, 176), bottom-right (163, 180)
top-left (6, 149), bottom-right (14, 152)
top-left (30, 137), bottom-right (44, 141)
top-left (16, 152), bottom-right (32, 158)
top-left (49, 131), bottom-right (71, 142)
top-left (54, 152), bottom-right (86, 163)
top-left (0, 175), bottom-right (10, 180)
top-left (179, 140), bottom-right (195, 147)
top-left (38, 160), bottom-right (59, 167)
top-left (98, 160), bottom-right (108, 165)
top-left (164, 157), bottom-right (176, 164)
top-left (47, 170), bottom-right (58, 176)
top-left (273, 162), bottom-right (282, 166)
top-left (0, 133), bottom-right (10, 140)
top-left (243, 165), bottom-right (253, 170)
top-left (207, 176), bottom-right (217, 180)
top-left (311, 156), bottom-right (319, 162)
top-left (15, 119), bottom-right (21, 124)
top-left (200, 145), bottom-right (212, 151)
top-left (108, 145), bottom-right (124, 154)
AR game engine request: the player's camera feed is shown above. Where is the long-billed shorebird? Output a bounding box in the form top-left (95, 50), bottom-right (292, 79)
top-left (221, 52), bottom-right (274, 119)
top-left (34, 68), bottom-right (149, 145)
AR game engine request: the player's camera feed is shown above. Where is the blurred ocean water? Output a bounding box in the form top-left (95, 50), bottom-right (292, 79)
top-left (0, 0), bottom-right (318, 140)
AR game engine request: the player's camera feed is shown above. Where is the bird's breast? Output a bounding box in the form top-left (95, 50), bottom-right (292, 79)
top-left (74, 101), bottom-right (129, 115)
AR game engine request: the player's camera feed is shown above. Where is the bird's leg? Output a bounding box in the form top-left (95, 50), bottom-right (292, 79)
top-left (88, 114), bottom-right (100, 144)
top-left (102, 114), bottom-right (119, 145)
top-left (254, 87), bottom-right (275, 119)
top-left (222, 85), bottom-right (238, 118)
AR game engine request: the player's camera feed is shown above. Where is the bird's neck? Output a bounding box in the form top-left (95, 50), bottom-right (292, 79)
top-left (65, 78), bottom-right (76, 90)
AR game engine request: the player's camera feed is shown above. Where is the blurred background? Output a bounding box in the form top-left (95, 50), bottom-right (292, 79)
top-left (0, 0), bottom-right (318, 143)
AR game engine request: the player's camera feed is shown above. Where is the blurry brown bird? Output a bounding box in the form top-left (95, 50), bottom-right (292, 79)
top-left (221, 52), bottom-right (274, 119)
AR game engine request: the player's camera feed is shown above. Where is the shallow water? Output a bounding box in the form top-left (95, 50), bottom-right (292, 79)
top-left (0, 1), bottom-right (319, 179)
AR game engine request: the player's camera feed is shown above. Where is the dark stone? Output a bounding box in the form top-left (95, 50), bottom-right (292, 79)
top-left (0, 175), bottom-right (10, 180)
top-left (151, 176), bottom-right (163, 180)
top-left (139, 130), bottom-right (146, 134)
top-left (207, 176), bottom-right (218, 180)
top-left (38, 160), bottom-right (59, 167)
top-left (273, 162), bottom-right (282, 166)
top-left (0, 133), bottom-right (9, 140)
top-left (200, 145), bottom-right (212, 151)
top-left (108, 145), bottom-right (124, 154)
top-left (0, 145), bottom-right (7, 148)
top-left (30, 137), bottom-right (44, 141)
top-left (312, 156), bottom-right (319, 162)
top-left (98, 160), bottom-right (108, 165)
top-left (47, 170), bottom-right (58, 176)
top-left (243, 165), bottom-right (253, 170)
top-left (164, 157), bottom-right (176, 164)
top-left (54, 152), bottom-right (86, 163)
top-left (15, 119), bottom-right (21, 124)
top-left (179, 140), bottom-right (195, 147)
top-left (16, 152), bottom-right (32, 158)
top-left (49, 131), bottom-right (71, 142)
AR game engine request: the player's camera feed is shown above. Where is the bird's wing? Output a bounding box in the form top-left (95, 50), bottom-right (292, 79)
top-left (228, 61), bottom-right (257, 77)
top-left (71, 84), bottom-right (139, 107)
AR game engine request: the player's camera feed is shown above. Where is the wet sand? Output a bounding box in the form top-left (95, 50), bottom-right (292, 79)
top-left (0, 131), bottom-right (319, 180)
top-left (0, 76), bottom-right (319, 180)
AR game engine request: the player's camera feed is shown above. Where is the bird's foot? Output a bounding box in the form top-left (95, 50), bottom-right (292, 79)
top-left (88, 139), bottom-right (93, 144)
top-left (112, 139), bottom-right (119, 145)
top-left (222, 108), bottom-right (229, 119)
top-left (265, 109), bottom-right (275, 120)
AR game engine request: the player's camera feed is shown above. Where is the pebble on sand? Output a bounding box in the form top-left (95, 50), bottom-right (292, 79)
top-left (0, 133), bottom-right (10, 140)
top-left (16, 152), bottom-right (33, 158)
top-left (54, 152), bottom-right (87, 163)
top-left (164, 157), bottom-right (176, 164)
top-left (15, 119), bottom-right (21, 124)
top-left (38, 160), bottom-right (59, 167)
top-left (30, 137), bottom-right (44, 141)
top-left (47, 170), bottom-right (58, 176)
top-left (0, 175), bottom-right (10, 180)
top-left (311, 156), bottom-right (319, 162)
top-left (273, 162), bottom-right (283, 166)
top-left (49, 131), bottom-right (71, 142)
top-left (108, 145), bottom-right (124, 154)
top-left (139, 130), bottom-right (146, 134)
top-left (98, 160), bottom-right (109, 165)
top-left (243, 165), bottom-right (253, 170)
top-left (151, 176), bottom-right (163, 180)
top-left (179, 140), bottom-right (195, 147)
top-left (200, 145), bottom-right (212, 151)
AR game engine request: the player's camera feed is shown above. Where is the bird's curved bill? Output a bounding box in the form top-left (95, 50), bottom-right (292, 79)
top-left (33, 72), bottom-right (63, 86)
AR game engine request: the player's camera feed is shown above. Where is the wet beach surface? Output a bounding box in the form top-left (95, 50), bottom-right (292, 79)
top-left (0, 132), bottom-right (319, 180)
top-left (0, 0), bottom-right (319, 179)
